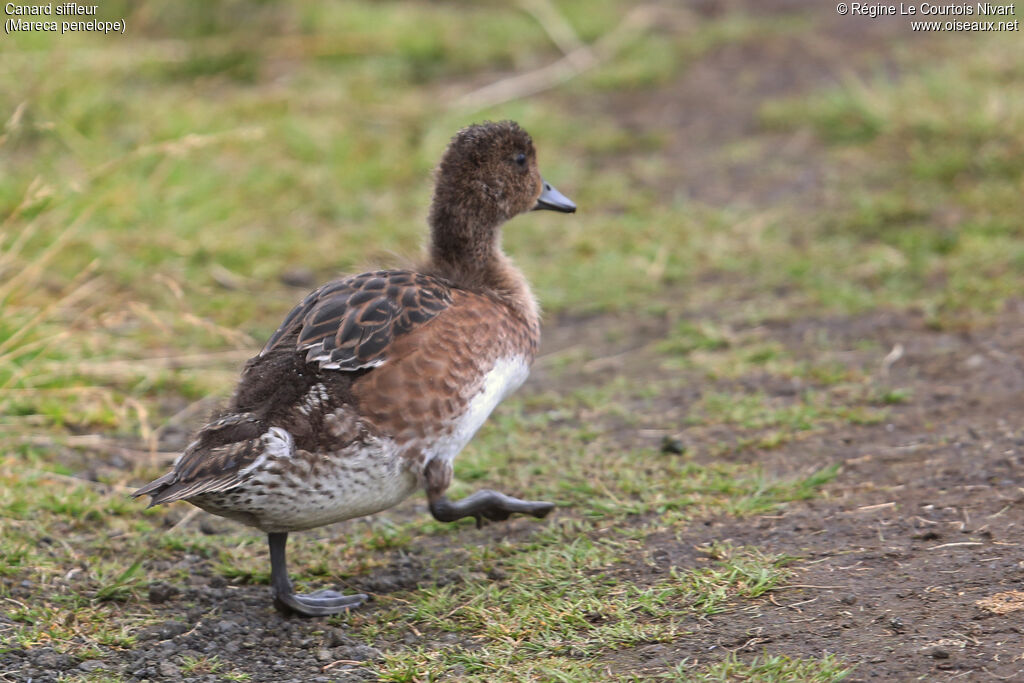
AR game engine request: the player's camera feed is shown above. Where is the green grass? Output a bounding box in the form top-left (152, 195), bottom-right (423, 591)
top-left (757, 33), bottom-right (1024, 325)
top-left (670, 652), bottom-right (853, 682)
top-left (368, 542), bottom-right (799, 681)
top-left (1, 0), bottom-right (1020, 679)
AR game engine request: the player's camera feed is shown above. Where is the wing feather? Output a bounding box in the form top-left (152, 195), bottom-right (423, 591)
top-left (133, 424), bottom-right (291, 506)
top-left (261, 270), bottom-right (453, 371)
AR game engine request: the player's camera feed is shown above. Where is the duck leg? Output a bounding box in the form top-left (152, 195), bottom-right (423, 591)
top-left (268, 532), bottom-right (366, 617)
top-left (423, 460), bottom-right (554, 529)
top-left (429, 490), bottom-right (555, 529)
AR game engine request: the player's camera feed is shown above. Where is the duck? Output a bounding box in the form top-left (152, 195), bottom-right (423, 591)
top-left (133, 120), bottom-right (576, 617)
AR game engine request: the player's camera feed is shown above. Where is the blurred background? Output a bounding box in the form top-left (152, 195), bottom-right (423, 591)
top-left (2, 1), bottom-right (1023, 680)
top-left (2, 0), bottom-right (1021, 451)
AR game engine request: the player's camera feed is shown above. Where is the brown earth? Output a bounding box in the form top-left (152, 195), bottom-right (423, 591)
top-left (601, 307), bottom-right (1024, 680)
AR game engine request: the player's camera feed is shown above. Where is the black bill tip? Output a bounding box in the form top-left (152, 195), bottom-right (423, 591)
top-left (533, 179), bottom-right (576, 213)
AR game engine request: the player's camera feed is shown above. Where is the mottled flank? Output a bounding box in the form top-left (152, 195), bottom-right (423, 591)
top-left (191, 432), bottom-right (417, 532)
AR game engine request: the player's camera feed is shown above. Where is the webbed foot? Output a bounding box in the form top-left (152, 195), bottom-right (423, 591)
top-left (272, 587), bottom-right (366, 618)
top-left (268, 532), bottom-right (367, 618)
top-left (430, 489), bottom-right (555, 529)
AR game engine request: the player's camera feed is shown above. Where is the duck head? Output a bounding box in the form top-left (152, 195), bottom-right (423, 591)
top-left (429, 121), bottom-right (575, 269)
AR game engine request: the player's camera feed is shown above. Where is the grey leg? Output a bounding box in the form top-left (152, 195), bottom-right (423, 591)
top-left (268, 532), bottom-right (366, 617)
top-left (429, 490), bottom-right (555, 529)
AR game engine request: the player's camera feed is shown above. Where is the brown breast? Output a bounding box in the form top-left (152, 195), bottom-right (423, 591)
top-left (351, 289), bottom-right (538, 448)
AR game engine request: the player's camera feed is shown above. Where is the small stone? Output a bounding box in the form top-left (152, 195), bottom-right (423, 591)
top-left (641, 644), bottom-right (667, 659)
top-left (162, 510), bottom-right (185, 528)
top-left (29, 649), bottom-right (76, 671)
top-left (334, 644), bottom-right (382, 662)
top-left (965, 354), bottom-right (985, 369)
top-left (840, 595), bottom-right (857, 605)
top-left (280, 267), bottom-right (316, 288)
top-left (216, 619), bottom-right (239, 634)
top-left (137, 619), bottom-right (189, 641)
top-left (660, 436), bottom-right (687, 455)
top-left (486, 567), bottom-right (507, 581)
top-left (158, 425), bottom-right (190, 452)
top-left (928, 646), bottom-right (951, 659)
top-left (158, 660), bottom-right (179, 677)
top-left (148, 582), bottom-right (180, 604)
top-left (316, 649), bottom-right (334, 663)
top-left (78, 660), bottom-right (106, 672)
top-left (200, 518), bottom-right (226, 535)
top-left (327, 629), bottom-right (357, 648)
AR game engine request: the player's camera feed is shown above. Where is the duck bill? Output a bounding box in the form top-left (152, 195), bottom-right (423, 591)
top-left (533, 179), bottom-right (576, 213)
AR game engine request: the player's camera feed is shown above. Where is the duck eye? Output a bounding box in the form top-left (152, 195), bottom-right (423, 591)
top-left (514, 153), bottom-right (527, 167)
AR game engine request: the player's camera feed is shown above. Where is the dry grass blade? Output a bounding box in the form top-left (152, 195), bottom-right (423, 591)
top-left (0, 261), bottom-right (110, 433)
top-left (0, 206), bottom-right (94, 303)
top-left (455, 5), bottom-right (676, 112)
top-left (0, 264), bottom-right (100, 361)
top-left (16, 433), bottom-right (179, 462)
top-left (976, 591), bottom-right (1024, 615)
top-left (87, 126), bottom-right (265, 182)
top-left (33, 350), bottom-right (252, 376)
top-left (0, 100), bottom-right (28, 149)
top-left (518, 0), bottom-right (588, 61)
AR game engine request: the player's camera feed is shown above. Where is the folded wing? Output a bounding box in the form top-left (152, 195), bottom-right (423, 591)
top-left (261, 270), bottom-right (453, 371)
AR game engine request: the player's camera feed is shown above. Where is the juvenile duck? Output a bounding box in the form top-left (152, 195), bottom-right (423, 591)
top-left (134, 121), bottom-right (575, 617)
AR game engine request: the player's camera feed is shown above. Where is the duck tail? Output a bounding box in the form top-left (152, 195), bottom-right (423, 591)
top-left (132, 412), bottom-right (271, 507)
top-left (131, 471), bottom-right (178, 506)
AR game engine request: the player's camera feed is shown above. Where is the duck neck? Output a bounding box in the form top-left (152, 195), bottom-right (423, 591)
top-left (428, 202), bottom-right (498, 277)
top-left (427, 207), bottom-right (540, 328)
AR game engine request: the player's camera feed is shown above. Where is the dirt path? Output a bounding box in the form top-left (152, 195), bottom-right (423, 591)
top-left (587, 3), bottom-right (1024, 678)
top-left (605, 309), bottom-right (1024, 679)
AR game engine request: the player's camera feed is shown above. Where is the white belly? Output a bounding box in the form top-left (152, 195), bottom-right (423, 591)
top-left (423, 355), bottom-right (530, 466)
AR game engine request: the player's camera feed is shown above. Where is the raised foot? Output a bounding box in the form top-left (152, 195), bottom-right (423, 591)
top-left (430, 489), bottom-right (556, 529)
top-left (273, 588), bottom-right (367, 618)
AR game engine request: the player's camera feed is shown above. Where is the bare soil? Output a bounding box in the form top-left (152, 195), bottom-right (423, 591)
top-left (603, 306), bottom-right (1024, 680)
